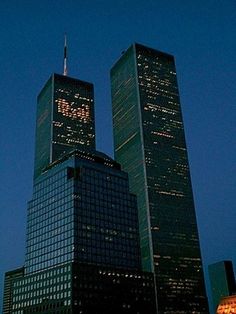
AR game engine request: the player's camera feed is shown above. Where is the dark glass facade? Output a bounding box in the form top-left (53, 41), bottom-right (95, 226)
top-left (34, 73), bottom-right (95, 179)
top-left (4, 149), bottom-right (156, 313)
top-left (10, 263), bottom-right (72, 313)
top-left (72, 263), bottom-right (156, 314)
top-left (111, 43), bottom-right (209, 313)
top-left (3, 268), bottom-right (24, 314)
top-left (26, 149), bottom-right (141, 274)
top-left (7, 262), bottom-right (156, 314)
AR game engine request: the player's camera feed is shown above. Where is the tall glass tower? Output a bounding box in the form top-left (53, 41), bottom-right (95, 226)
top-left (3, 68), bottom-right (156, 312)
top-left (111, 43), bottom-right (209, 313)
top-left (34, 73), bottom-right (96, 179)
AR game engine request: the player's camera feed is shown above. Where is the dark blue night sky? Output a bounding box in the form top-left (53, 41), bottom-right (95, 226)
top-left (0, 1), bottom-right (235, 312)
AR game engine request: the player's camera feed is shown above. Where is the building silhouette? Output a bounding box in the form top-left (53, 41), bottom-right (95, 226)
top-left (3, 58), bottom-right (156, 312)
top-left (111, 43), bottom-right (209, 313)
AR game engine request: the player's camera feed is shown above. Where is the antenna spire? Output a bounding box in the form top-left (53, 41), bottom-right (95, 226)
top-left (63, 34), bottom-right (68, 76)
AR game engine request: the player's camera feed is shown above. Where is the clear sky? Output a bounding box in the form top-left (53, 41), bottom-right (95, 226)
top-left (0, 0), bottom-right (235, 312)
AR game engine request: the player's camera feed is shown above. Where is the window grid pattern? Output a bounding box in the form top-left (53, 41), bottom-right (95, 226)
top-left (25, 168), bottom-right (74, 273)
top-left (111, 46), bottom-right (153, 272)
top-left (111, 43), bottom-right (209, 313)
top-left (11, 264), bottom-right (71, 314)
top-left (53, 75), bottom-right (95, 160)
top-left (26, 151), bottom-right (142, 274)
top-left (34, 74), bottom-right (96, 179)
top-left (137, 44), bottom-right (208, 312)
top-left (73, 165), bottom-right (141, 269)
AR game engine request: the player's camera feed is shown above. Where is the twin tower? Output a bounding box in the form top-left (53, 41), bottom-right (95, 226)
top-left (3, 43), bottom-right (209, 313)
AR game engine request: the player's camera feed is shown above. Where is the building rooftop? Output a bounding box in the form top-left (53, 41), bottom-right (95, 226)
top-left (43, 147), bottom-right (121, 172)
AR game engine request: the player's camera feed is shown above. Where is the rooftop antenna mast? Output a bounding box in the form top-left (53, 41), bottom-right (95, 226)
top-left (63, 34), bottom-right (68, 76)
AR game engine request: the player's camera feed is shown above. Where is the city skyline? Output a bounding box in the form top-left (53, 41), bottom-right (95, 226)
top-left (1, 1), bottom-right (236, 313)
top-left (3, 63), bottom-right (157, 312)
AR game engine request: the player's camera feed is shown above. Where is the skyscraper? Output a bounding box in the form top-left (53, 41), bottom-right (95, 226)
top-left (3, 46), bottom-right (157, 313)
top-left (4, 148), bottom-right (155, 313)
top-left (34, 73), bottom-right (95, 179)
top-left (111, 43), bottom-right (209, 313)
